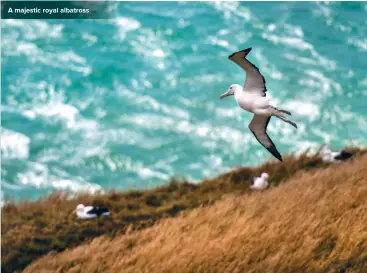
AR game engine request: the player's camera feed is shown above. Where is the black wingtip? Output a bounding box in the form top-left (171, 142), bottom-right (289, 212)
top-left (228, 47), bottom-right (252, 59)
top-left (272, 152), bottom-right (282, 162)
top-left (268, 147), bottom-right (283, 162)
top-left (243, 47), bottom-right (252, 54)
top-left (228, 52), bottom-right (236, 59)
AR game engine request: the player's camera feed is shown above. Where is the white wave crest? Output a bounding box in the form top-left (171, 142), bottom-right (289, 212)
top-left (120, 113), bottom-right (253, 153)
top-left (347, 38), bottom-right (367, 51)
top-left (114, 17), bottom-right (141, 40)
top-left (16, 162), bottom-right (103, 194)
top-left (284, 100), bottom-right (320, 122)
top-left (127, 27), bottom-right (171, 71)
top-left (209, 1), bottom-right (252, 21)
top-left (2, 19), bottom-right (64, 40)
top-left (91, 154), bottom-right (170, 181)
top-left (1, 128), bottom-right (30, 160)
top-left (24, 102), bottom-right (79, 129)
top-left (262, 33), bottom-right (313, 51)
top-left (2, 36), bottom-right (91, 75)
top-left (116, 85), bottom-right (190, 120)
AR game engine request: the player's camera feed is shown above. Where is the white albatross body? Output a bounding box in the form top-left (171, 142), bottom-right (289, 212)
top-left (74, 204), bottom-right (110, 220)
top-left (220, 47), bottom-right (298, 161)
top-left (250, 172), bottom-right (269, 190)
top-left (234, 89), bottom-right (271, 115)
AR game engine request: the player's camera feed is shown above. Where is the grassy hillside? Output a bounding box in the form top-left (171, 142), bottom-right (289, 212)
top-left (1, 148), bottom-right (366, 273)
top-left (22, 152), bottom-right (367, 273)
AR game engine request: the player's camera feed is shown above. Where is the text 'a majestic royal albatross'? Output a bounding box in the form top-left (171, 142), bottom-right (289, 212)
top-left (220, 47), bottom-right (297, 162)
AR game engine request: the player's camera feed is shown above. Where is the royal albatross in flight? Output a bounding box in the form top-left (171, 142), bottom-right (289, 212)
top-left (220, 47), bottom-right (297, 161)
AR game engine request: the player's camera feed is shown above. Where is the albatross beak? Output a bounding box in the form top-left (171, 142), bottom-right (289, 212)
top-left (220, 89), bottom-right (234, 99)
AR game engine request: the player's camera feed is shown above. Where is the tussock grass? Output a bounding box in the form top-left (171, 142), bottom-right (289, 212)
top-left (1, 148), bottom-right (366, 273)
top-left (23, 152), bottom-right (367, 273)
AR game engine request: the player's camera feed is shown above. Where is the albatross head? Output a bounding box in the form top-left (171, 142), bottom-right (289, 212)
top-left (75, 204), bottom-right (85, 213)
top-left (220, 84), bottom-right (242, 99)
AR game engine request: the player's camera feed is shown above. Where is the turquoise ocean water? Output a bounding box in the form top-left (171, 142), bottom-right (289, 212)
top-left (1, 1), bottom-right (367, 201)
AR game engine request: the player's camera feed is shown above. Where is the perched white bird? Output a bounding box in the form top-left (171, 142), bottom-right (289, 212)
top-left (250, 172), bottom-right (269, 190)
top-left (220, 47), bottom-right (297, 161)
top-left (74, 204), bottom-right (110, 220)
top-left (321, 147), bottom-right (353, 163)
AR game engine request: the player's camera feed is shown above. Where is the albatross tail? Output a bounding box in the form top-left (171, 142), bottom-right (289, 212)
top-left (271, 107), bottom-right (298, 129)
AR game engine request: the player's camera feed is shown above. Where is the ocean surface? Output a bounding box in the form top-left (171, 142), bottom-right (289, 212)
top-left (2, 1), bottom-right (367, 202)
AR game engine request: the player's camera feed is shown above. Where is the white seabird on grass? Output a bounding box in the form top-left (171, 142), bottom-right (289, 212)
top-left (250, 172), bottom-right (269, 190)
top-left (220, 47), bottom-right (297, 161)
top-left (321, 147), bottom-right (353, 163)
top-left (74, 204), bottom-right (110, 220)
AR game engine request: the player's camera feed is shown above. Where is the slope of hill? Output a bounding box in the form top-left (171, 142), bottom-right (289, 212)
top-left (22, 152), bottom-right (367, 273)
top-left (4, 149), bottom-right (340, 273)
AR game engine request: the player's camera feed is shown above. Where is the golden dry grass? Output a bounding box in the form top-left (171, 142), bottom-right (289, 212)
top-left (23, 153), bottom-right (367, 273)
top-left (5, 148), bottom-right (346, 273)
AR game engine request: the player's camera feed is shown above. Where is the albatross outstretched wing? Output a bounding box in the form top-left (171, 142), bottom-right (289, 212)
top-left (248, 114), bottom-right (282, 161)
top-left (228, 47), bottom-right (267, 96)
